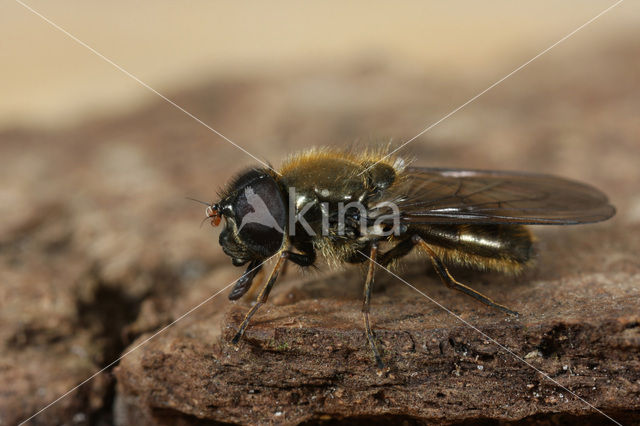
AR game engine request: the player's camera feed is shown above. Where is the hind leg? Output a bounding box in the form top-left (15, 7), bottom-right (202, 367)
top-left (411, 235), bottom-right (519, 316)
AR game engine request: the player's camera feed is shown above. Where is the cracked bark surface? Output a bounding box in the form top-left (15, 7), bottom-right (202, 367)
top-left (114, 225), bottom-right (640, 425)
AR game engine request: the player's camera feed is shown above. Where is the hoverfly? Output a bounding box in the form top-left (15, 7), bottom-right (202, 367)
top-left (198, 148), bottom-right (615, 368)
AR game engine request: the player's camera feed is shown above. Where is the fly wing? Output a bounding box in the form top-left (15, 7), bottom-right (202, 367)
top-left (381, 167), bottom-right (615, 225)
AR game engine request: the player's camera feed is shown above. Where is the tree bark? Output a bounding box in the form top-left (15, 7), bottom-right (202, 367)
top-left (115, 226), bottom-right (640, 425)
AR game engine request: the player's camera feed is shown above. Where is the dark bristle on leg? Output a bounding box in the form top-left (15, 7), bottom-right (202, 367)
top-left (411, 235), bottom-right (520, 317)
top-left (231, 252), bottom-right (289, 344)
top-left (362, 243), bottom-right (385, 370)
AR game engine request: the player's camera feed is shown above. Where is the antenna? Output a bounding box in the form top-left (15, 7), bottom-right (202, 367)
top-left (186, 197), bottom-right (212, 206)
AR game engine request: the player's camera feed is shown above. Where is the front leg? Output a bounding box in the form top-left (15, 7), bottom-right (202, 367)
top-left (231, 251), bottom-right (289, 344)
top-left (228, 259), bottom-right (263, 300)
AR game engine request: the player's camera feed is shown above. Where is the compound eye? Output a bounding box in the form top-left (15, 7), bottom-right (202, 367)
top-left (233, 175), bottom-right (286, 257)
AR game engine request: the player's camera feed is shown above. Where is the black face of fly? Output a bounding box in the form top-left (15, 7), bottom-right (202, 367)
top-left (217, 169), bottom-right (287, 264)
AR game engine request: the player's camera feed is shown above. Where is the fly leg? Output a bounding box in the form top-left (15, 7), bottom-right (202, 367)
top-left (411, 235), bottom-right (519, 316)
top-left (228, 260), bottom-right (263, 300)
top-left (231, 251), bottom-right (289, 344)
top-left (362, 242), bottom-right (385, 369)
top-left (378, 237), bottom-right (415, 267)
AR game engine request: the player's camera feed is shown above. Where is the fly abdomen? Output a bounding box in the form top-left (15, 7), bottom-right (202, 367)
top-left (415, 224), bottom-right (534, 274)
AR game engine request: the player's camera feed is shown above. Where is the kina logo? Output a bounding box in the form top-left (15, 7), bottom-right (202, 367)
top-left (237, 186), bottom-right (284, 233)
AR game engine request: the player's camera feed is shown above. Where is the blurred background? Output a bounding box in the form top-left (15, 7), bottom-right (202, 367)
top-left (2, 1), bottom-right (639, 129)
top-left (1, 1), bottom-right (639, 424)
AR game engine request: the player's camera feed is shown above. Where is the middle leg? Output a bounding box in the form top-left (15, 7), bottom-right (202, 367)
top-left (362, 242), bottom-right (385, 369)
